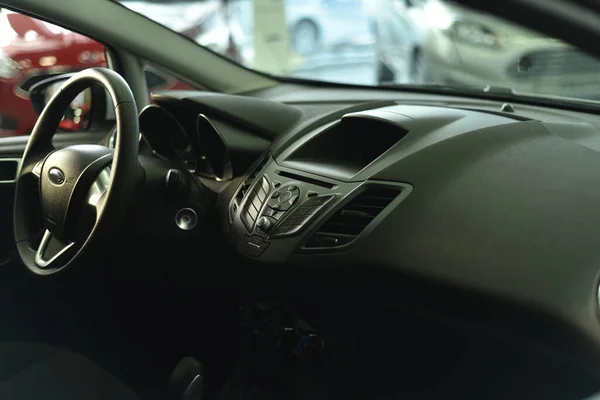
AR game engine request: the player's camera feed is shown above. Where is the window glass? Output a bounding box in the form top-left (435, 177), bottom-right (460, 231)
top-left (117, 0), bottom-right (600, 102)
top-left (0, 8), bottom-right (199, 139)
top-left (143, 64), bottom-right (195, 92)
top-left (0, 9), bottom-right (106, 137)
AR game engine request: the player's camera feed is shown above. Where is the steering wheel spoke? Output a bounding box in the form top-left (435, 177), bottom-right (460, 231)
top-left (34, 230), bottom-right (76, 269)
top-left (83, 166), bottom-right (110, 228)
top-left (86, 166), bottom-right (111, 211)
top-left (31, 158), bottom-right (44, 178)
top-left (20, 143), bottom-right (55, 179)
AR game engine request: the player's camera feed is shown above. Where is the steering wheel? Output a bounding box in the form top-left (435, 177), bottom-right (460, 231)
top-left (13, 68), bottom-right (140, 275)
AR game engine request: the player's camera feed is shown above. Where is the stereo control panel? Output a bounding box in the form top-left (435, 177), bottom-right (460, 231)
top-left (226, 155), bottom-right (411, 262)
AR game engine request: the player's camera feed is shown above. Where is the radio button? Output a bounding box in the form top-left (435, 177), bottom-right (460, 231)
top-left (279, 191), bottom-right (293, 203)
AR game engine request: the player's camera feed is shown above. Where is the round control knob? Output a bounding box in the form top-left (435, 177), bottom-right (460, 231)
top-left (256, 216), bottom-right (272, 232)
top-left (279, 191), bottom-right (293, 203)
top-left (175, 208), bottom-right (197, 231)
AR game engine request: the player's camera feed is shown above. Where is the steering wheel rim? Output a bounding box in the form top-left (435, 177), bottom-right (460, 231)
top-left (13, 68), bottom-right (140, 275)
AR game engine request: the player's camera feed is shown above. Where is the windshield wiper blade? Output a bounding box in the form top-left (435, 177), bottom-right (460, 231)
top-left (381, 82), bottom-right (515, 96)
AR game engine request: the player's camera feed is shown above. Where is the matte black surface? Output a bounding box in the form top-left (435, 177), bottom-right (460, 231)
top-left (138, 104), bottom-right (189, 160)
top-left (152, 96), bottom-right (272, 177)
top-left (201, 97), bottom-right (600, 369)
top-left (284, 115), bottom-right (408, 180)
top-left (147, 87), bottom-right (600, 397)
top-left (129, 89), bottom-right (600, 373)
top-left (0, 160), bottom-right (18, 181)
top-left (196, 114), bottom-right (232, 181)
top-left (0, 342), bottom-right (140, 400)
top-left (152, 92), bottom-right (302, 140)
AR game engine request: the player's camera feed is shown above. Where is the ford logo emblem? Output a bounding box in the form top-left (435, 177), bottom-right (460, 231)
top-left (48, 167), bottom-right (65, 185)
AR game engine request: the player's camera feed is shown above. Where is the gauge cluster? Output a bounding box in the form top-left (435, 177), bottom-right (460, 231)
top-left (127, 104), bottom-right (235, 180)
top-left (195, 114), bottom-right (232, 181)
top-left (138, 105), bottom-right (192, 164)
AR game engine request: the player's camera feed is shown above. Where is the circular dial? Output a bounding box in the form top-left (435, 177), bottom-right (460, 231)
top-left (138, 105), bottom-right (190, 159)
top-left (196, 114), bottom-right (232, 181)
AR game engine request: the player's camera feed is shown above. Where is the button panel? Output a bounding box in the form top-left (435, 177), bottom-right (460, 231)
top-left (270, 195), bottom-right (335, 238)
top-left (237, 174), bottom-right (339, 252)
top-left (263, 207), bottom-right (285, 219)
top-left (247, 184), bottom-right (302, 235)
top-left (267, 184), bottom-right (300, 212)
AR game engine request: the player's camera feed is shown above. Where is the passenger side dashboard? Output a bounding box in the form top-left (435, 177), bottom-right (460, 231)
top-left (220, 103), bottom-right (515, 263)
top-left (151, 89), bottom-right (600, 375)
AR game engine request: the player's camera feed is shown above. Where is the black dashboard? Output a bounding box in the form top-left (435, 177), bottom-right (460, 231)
top-left (128, 88), bottom-right (600, 397)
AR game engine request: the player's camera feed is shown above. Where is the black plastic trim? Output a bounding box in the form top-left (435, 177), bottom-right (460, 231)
top-left (297, 181), bottom-right (412, 253)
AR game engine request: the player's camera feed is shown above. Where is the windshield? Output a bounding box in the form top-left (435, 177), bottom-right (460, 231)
top-left (114, 0), bottom-right (600, 101)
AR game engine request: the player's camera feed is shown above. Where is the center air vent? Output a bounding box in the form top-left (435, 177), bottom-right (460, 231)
top-left (240, 175), bottom-right (270, 230)
top-left (229, 154), bottom-right (269, 223)
top-left (305, 186), bottom-right (402, 248)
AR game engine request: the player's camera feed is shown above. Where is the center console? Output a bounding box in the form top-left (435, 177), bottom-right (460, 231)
top-left (225, 111), bottom-right (414, 262)
top-left (228, 158), bottom-right (349, 259)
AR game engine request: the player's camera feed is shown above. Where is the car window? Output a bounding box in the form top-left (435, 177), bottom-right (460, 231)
top-left (0, 9), bottom-right (108, 138)
top-left (0, 6), bottom-right (197, 140)
top-left (143, 64), bottom-right (195, 92)
top-left (377, 13), bottom-right (398, 45)
top-left (116, 0), bottom-right (600, 103)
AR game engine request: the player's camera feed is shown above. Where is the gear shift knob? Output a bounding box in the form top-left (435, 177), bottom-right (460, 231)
top-left (168, 357), bottom-right (204, 400)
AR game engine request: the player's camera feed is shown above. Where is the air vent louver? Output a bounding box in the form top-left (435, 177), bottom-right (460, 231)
top-left (305, 186), bottom-right (402, 248)
top-left (240, 175), bottom-right (270, 230)
top-left (230, 155), bottom-right (269, 223)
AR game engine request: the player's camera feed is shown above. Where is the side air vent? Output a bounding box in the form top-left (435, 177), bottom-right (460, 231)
top-left (305, 186), bottom-right (402, 248)
top-left (230, 154), bottom-right (269, 223)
